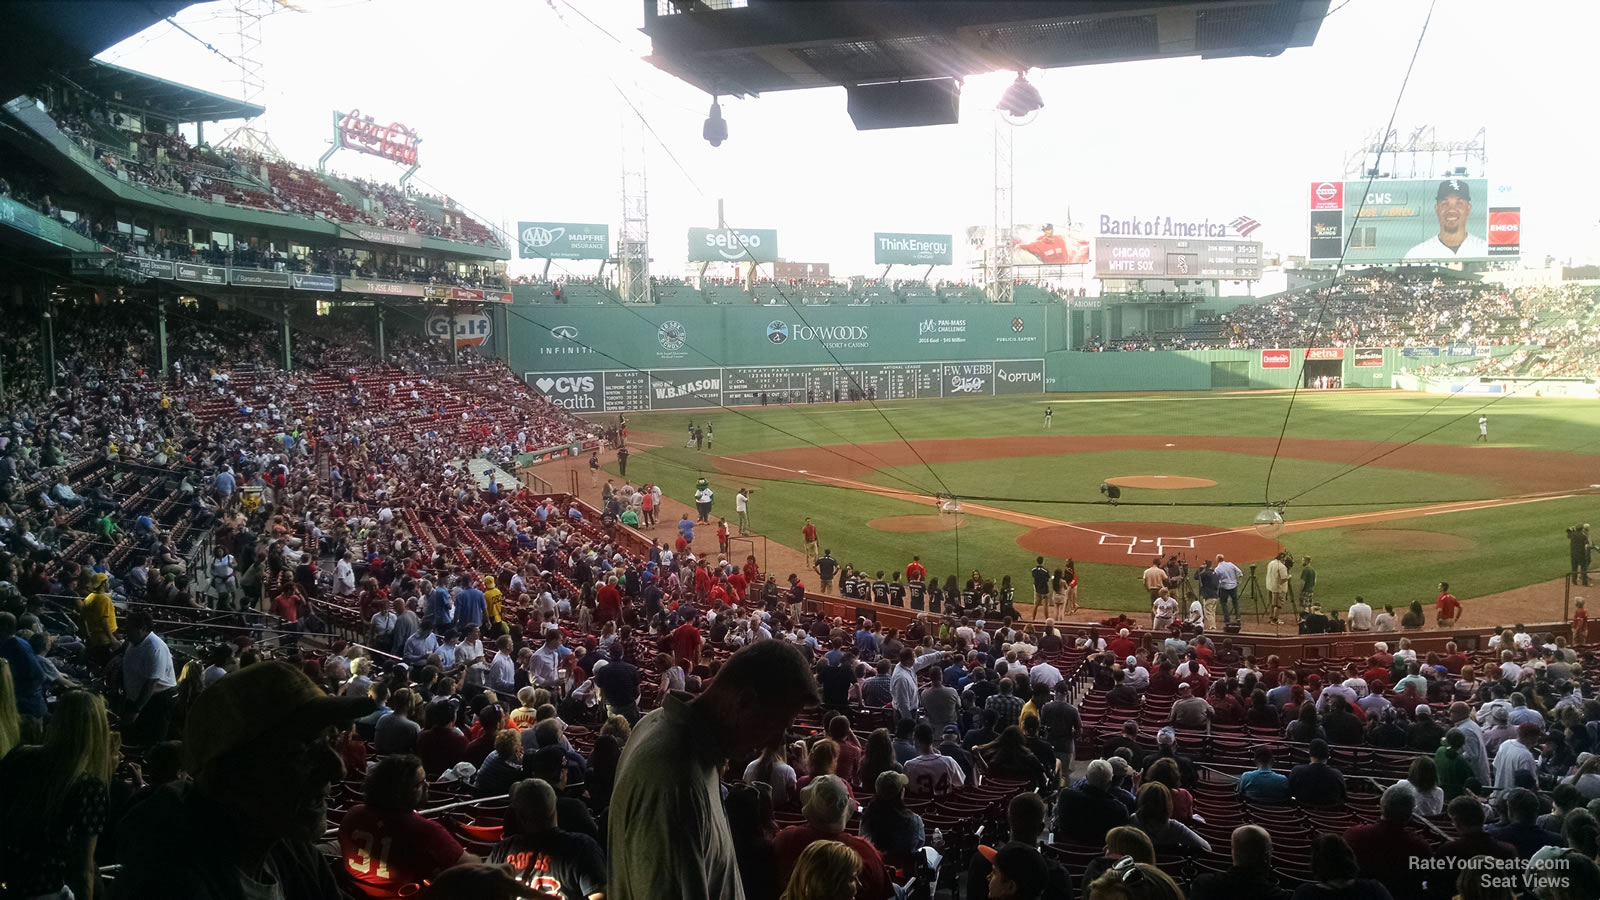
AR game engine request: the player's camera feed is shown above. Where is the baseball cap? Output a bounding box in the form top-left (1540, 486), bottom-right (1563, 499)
top-left (986, 844), bottom-right (1049, 897)
top-left (183, 661), bottom-right (375, 773)
top-left (801, 774), bottom-right (851, 824)
top-left (1518, 723), bottom-right (1543, 739)
top-left (943, 724), bottom-right (961, 736)
top-left (1437, 178), bottom-right (1471, 202)
top-left (1157, 726), bottom-right (1177, 745)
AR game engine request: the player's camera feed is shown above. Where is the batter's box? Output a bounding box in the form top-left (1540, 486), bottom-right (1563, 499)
top-left (1100, 534), bottom-right (1196, 555)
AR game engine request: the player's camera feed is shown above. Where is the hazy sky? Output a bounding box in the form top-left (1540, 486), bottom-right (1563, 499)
top-left (97, 0), bottom-right (1600, 277)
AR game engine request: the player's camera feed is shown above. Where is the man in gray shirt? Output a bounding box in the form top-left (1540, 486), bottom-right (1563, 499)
top-left (1213, 555), bottom-right (1242, 625)
top-left (609, 641), bottom-right (818, 900)
top-left (919, 667), bottom-right (960, 732)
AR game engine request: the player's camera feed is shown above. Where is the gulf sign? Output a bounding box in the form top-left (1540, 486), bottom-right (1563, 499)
top-left (1310, 182), bottom-right (1343, 211)
top-left (1261, 349), bottom-right (1292, 369)
top-left (426, 311), bottom-right (491, 348)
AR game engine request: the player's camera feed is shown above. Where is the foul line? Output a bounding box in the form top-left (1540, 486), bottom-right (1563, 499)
top-left (714, 453), bottom-right (1588, 543)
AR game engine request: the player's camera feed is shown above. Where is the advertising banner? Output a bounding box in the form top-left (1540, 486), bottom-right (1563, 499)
top-left (426, 311), bottom-right (491, 348)
top-left (512, 306), bottom-right (1059, 374)
top-left (993, 359), bottom-right (1046, 394)
top-left (230, 269), bottom-right (291, 289)
top-left (1309, 181), bottom-right (1344, 211)
top-left (1488, 208), bottom-right (1521, 257)
top-left (1354, 348), bottom-right (1385, 368)
top-left (132, 258), bottom-right (175, 279)
top-left (873, 232), bottom-right (954, 265)
top-left (966, 223), bottom-right (1089, 266)
top-left (942, 361), bottom-right (994, 396)
top-left (176, 262), bottom-right (227, 284)
top-left (1308, 210), bottom-right (1343, 259)
top-left (290, 273), bottom-right (337, 292)
top-left (688, 227), bottom-right (779, 263)
top-left (351, 225), bottom-right (422, 248)
top-left (334, 109), bottom-right (420, 166)
top-left (527, 371), bottom-right (605, 412)
top-left (645, 368), bottom-right (723, 409)
top-left (1304, 347), bottom-right (1345, 361)
top-left (518, 222), bottom-right (610, 260)
top-left (341, 278), bottom-right (426, 298)
top-left (1310, 178), bottom-right (1492, 263)
top-left (1260, 349), bottom-right (1292, 369)
top-left (423, 286), bottom-right (509, 303)
top-left (1094, 238), bottom-right (1263, 280)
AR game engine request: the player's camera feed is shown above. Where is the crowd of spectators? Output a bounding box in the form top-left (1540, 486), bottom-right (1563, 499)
top-left (41, 97), bottom-right (503, 248)
top-left (0, 289), bottom-right (1594, 900)
top-left (1083, 277), bottom-right (1600, 377)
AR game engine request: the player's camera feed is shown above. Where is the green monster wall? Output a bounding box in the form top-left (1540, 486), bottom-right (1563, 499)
top-left (500, 299), bottom-right (1435, 408)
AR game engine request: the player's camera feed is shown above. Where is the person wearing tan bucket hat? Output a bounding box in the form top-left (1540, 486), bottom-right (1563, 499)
top-left (114, 660), bottom-right (375, 899)
top-left (80, 571), bottom-right (119, 656)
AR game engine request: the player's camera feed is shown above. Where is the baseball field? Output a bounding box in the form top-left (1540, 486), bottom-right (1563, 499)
top-left (595, 390), bottom-right (1599, 623)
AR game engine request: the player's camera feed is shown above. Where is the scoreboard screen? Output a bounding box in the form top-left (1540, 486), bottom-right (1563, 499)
top-left (1095, 238), bottom-right (1262, 279)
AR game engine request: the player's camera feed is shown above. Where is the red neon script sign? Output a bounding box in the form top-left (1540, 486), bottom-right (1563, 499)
top-left (337, 109), bottom-right (420, 166)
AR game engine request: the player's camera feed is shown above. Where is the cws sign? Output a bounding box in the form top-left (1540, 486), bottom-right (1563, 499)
top-left (689, 227), bottom-right (779, 263)
top-left (426, 312), bottom-right (491, 348)
top-left (518, 222), bottom-right (610, 260)
top-left (528, 371), bottom-right (603, 411)
top-left (874, 232), bottom-right (953, 265)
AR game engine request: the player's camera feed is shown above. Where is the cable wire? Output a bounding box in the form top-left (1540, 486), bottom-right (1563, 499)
top-left (1262, 0), bottom-right (1436, 504)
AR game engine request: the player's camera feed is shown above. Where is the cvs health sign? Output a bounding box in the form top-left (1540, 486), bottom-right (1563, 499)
top-left (528, 371), bottom-right (604, 411)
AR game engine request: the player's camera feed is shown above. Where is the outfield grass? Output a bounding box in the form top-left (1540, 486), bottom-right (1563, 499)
top-left (605, 393), bottom-right (1598, 615)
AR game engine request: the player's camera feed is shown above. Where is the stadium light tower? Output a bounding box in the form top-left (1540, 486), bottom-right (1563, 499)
top-left (989, 111), bottom-right (1015, 304)
top-left (216, 0), bottom-right (299, 159)
top-left (618, 104), bottom-right (652, 305)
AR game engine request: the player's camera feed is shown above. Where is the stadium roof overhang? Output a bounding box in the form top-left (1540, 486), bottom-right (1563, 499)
top-left (54, 60), bottom-right (267, 124)
top-left (643, 0), bottom-right (1330, 99)
top-left (0, 2), bottom-right (194, 106)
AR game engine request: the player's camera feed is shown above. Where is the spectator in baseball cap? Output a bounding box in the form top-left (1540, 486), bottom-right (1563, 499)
top-left (115, 660), bottom-right (375, 899)
top-left (986, 842), bottom-right (1050, 900)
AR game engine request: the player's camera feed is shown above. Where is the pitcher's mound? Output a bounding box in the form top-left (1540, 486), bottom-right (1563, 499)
top-left (1347, 528), bottom-right (1472, 552)
top-left (868, 515), bottom-right (961, 533)
top-left (1105, 475), bottom-right (1217, 490)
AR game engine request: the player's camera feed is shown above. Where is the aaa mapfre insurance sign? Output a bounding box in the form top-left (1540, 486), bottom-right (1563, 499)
top-left (1310, 182), bottom-right (1344, 211)
top-left (1261, 349), bottom-right (1292, 369)
top-left (1488, 208), bottom-right (1521, 257)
